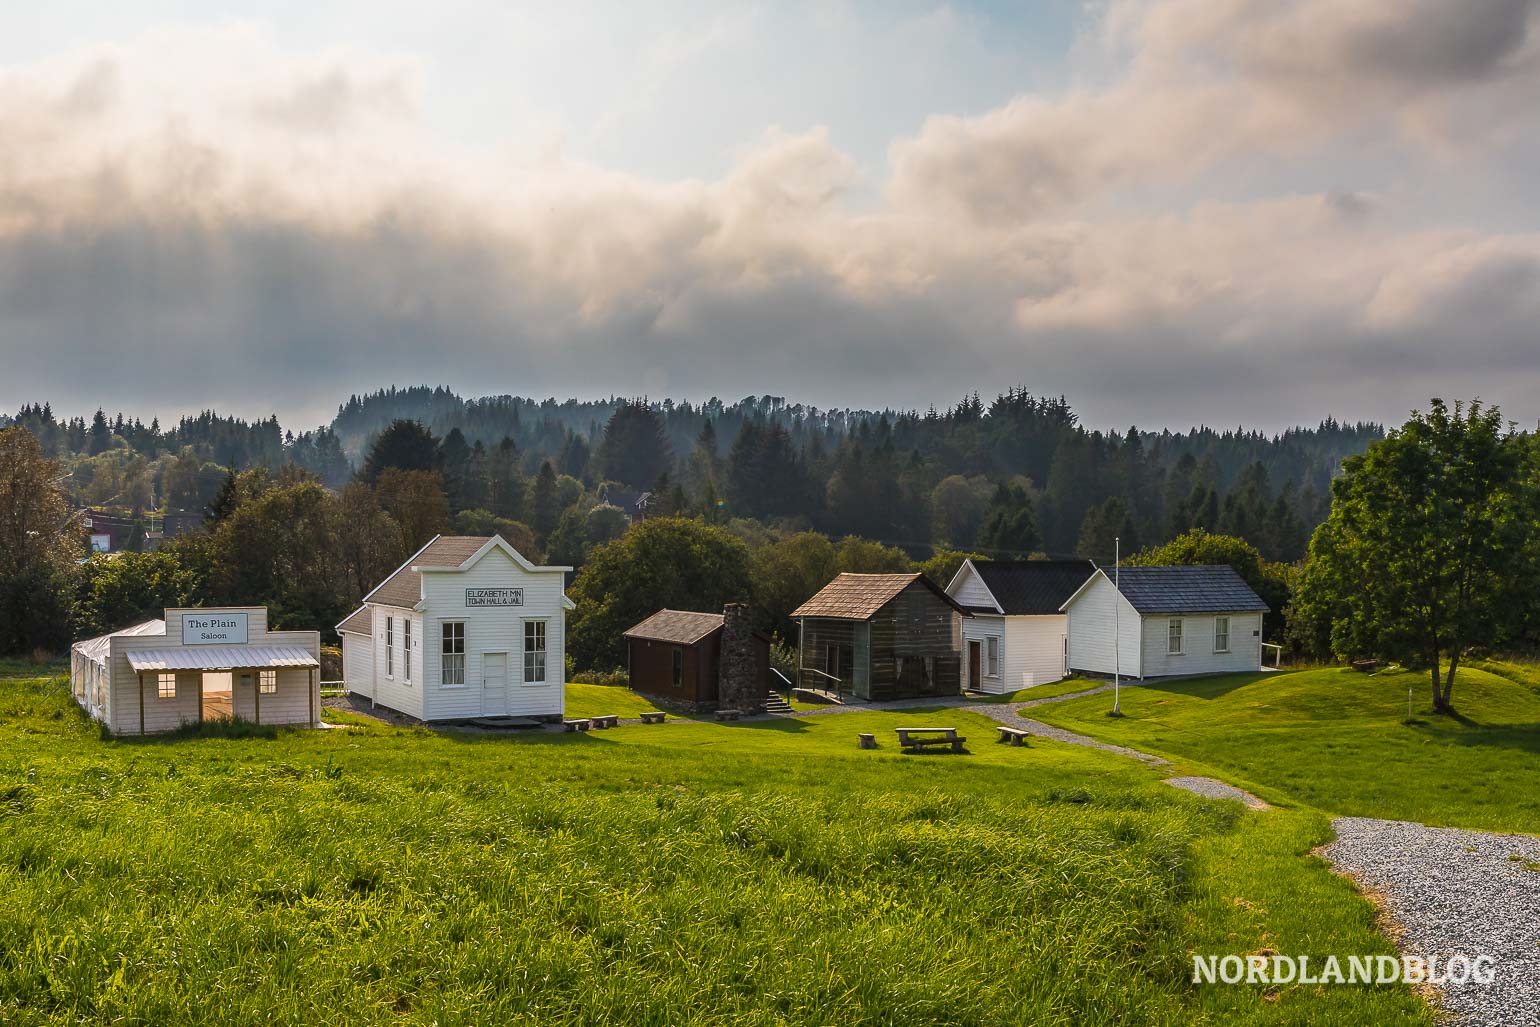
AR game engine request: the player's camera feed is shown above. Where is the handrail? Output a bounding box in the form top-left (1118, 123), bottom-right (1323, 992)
top-left (1260, 642), bottom-right (1283, 669)
top-left (801, 667), bottom-right (841, 684)
top-left (770, 667), bottom-right (793, 689)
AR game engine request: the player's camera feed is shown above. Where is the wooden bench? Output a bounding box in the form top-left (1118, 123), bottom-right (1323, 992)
top-left (997, 726), bottom-right (1029, 747)
top-left (857, 732), bottom-right (877, 750)
top-left (1352, 659), bottom-right (1381, 673)
top-left (895, 727), bottom-right (965, 753)
top-left (561, 718), bottom-right (591, 732)
top-left (589, 714), bottom-right (619, 729)
top-left (639, 711), bottom-right (666, 725)
top-left (715, 709), bottom-right (741, 722)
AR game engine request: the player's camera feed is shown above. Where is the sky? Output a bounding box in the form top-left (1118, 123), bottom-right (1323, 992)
top-left (2, 0), bottom-right (1538, 434)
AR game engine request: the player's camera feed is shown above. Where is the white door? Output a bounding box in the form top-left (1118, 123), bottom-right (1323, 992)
top-left (481, 652), bottom-right (508, 716)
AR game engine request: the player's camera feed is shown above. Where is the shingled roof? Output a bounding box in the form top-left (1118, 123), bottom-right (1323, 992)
top-left (966, 559), bottom-right (1096, 615)
top-left (364, 535), bottom-right (493, 610)
top-left (791, 572), bottom-right (968, 621)
top-left (336, 606), bottom-right (372, 636)
top-left (1104, 565), bottom-right (1270, 615)
top-left (624, 609), bottom-right (725, 645)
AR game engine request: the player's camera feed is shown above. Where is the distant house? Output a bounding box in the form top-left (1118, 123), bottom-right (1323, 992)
top-left (162, 512), bottom-right (206, 538)
top-left (598, 487), bottom-right (653, 523)
top-left (1060, 565), bottom-right (1269, 680)
top-left (945, 559), bottom-right (1095, 693)
top-left (80, 509), bottom-right (135, 553)
top-left (623, 604), bottom-right (770, 712)
top-left (791, 573), bottom-right (969, 702)
top-left (337, 535), bottom-right (574, 722)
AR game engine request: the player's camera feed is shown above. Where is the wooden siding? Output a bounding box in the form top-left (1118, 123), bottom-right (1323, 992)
top-left (949, 562), bottom-right (998, 610)
top-left (961, 614), bottom-right (1005, 692)
top-left (1139, 612), bottom-right (1263, 678)
top-left (1004, 615), bottom-right (1068, 689)
top-left (629, 635), bottom-right (717, 703)
top-left (342, 633), bottom-right (373, 697)
top-left (1064, 574), bottom-right (1143, 679)
top-left (802, 579), bottom-right (962, 700)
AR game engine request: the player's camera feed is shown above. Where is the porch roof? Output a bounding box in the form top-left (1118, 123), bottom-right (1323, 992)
top-left (126, 645), bottom-right (319, 672)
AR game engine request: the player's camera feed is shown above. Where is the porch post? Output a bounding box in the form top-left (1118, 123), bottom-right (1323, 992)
top-left (253, 670), bottom-right (261, 725)
top-left (138, 672), bottom-right (145, 735)
top-left (309, 667), bottom-right (316, 726)
top-left (198, 672), bottom-right (204, 724)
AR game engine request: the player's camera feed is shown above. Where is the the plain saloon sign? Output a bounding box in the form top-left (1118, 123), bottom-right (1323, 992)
top-left (466, 588), bottom-right (524, 608)
top-left (182, 612), bottom-right (249, 645)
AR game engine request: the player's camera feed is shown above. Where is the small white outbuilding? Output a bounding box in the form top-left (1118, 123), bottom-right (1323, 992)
top-left (70, 607), bottom-right (321, 734)
top-left (337, 534), bottom-right (574, 722)
top-left (944, 559), bottom-right (1096, 693)
top-left (1060, 565), bottom-right (1269, 680)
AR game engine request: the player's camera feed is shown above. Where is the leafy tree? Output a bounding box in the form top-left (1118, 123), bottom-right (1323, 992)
top-left (0, 427), bottom-right (81, 653)
top-left (594, 401), bottom-right (672, 490)
top-left (918, 549), bottom-right (986, 590)
top-left (375, 468), bottom-right (451, 554)
top-left (978, 482), bottom-right (1041, 558)
top-left (1293, 400), bottom-right (1531, 713)
top-left (74, 550), bottom-right (201, 638)
top-left (360, 420), bottom-right (440, 484)
top-left (836, 537), bottom-right (913, 573)
top-left (753, 532), bottom-right (840, 640)
top-left (930, 475), bottom-right (990, 548)
top-left (568, 517), bottom-right (752, 670)
top-left (336, 482), bottom-right (406, 601)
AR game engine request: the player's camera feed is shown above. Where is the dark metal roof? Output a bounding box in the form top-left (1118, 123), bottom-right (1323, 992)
top-left (1110, 565), bottom-right (1270, 614)
top-left (969, 559), bottom-right (1096, 615)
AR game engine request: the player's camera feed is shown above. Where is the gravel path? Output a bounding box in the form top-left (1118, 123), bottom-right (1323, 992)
top-left (1322, 817), bottom-right (1540, 1027)
top-left (1163, 775), bottom-right (1268, 809)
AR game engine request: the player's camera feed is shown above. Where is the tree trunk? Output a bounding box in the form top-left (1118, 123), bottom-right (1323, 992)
top-left (1442, 649), bottom-right (1460, 710)
top-left (1429, 653), bottom-right (1446, 714)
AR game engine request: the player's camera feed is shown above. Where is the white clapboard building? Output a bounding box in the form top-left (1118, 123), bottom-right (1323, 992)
top-left (69, 607), bottom-right (321, 734)
top-left (337, 535), bottom-right (573, 722)
top-left (1060, 565), bottom-right (1269, 680)
top-left (944, 559), bottom-right (1096, 692)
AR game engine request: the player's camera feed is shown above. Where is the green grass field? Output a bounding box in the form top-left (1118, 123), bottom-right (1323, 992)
top-left (1030, 662), bottom-right (1540, 833)
top-left (0, 669), bottom-right (1432, 1025)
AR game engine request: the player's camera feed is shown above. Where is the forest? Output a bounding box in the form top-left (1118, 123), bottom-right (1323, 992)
top-left (1, 386), bottom-right (1402, 672)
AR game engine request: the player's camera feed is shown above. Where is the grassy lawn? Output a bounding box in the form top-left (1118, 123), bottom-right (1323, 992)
top-left (1031, 663), bottom-right (1540, 833)
top-left (0, 671), bottom-right (1431, 1025)
top-left (561, 682), bottom-right (665, 719)
top-left (960, 677), bottom-right (1103, 705)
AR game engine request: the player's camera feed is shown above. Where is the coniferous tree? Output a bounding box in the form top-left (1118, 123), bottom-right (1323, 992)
top-left (976, 482), bottom-right (1041, 558)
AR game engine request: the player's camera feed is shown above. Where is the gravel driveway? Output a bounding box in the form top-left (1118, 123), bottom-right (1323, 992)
top-left (1322, 817), bottom-right (1540, 1027)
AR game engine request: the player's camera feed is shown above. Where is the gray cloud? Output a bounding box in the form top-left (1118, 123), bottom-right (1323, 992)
top-left (1, 12), bottom-right (1539, 433)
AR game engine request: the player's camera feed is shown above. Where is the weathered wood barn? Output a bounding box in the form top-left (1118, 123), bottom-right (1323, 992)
top-left (623, 603), bottom-right (770, 712)
top-left (791, 573), bottom-right (968, 702)
top-left (337, 534), bottom-right (573, 722)
top-left (69, 607), bottom-right (321, 734)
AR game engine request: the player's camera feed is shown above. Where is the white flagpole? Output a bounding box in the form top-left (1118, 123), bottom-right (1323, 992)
top-left (1113, 536), bottom-right (1121, 716)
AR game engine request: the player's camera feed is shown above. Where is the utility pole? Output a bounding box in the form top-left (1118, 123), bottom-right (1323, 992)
top-left (1113, 536), bottom-right (1121, 716)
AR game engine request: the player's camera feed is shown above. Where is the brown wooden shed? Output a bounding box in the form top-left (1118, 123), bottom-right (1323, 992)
top-left (624, 605), bottom-right (771, 711)
top-left (791, 573), bottom-right (969, 702)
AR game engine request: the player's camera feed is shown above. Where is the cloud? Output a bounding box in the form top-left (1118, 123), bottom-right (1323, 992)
top-left (0, 9), bottom-right (1538, 433)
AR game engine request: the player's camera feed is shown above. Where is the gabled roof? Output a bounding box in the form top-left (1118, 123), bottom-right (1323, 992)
top-left (1062, 565), bottom-right (1270, 615)
top-left (336, 606), bottom-right (372, 636)
top-left (361, 534), bottom-right (572, 611)
top-left (624, 609), bottom-right (724, 645)
top-left (792, 572), bottom-right (969, 621)
top-left (954, 559), bottom-right (1096, 616)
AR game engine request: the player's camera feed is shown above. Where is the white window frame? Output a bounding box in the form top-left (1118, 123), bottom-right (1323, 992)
top-left (157, 673), bottom-right (176, 699)
top-left (441, 621), bottom-right (467, 688)
top-left (1213, 616), bottom-right (1230, 654)
top-left (985, 635), bottom-right (1000, 679)
top-left (1168, 618), bottom-right (1184, 655)
top-left (523, 619), bottom-right (548, 686)
top-left (385, 616), bottom-right (394, 679)
top-left (259, 669), bottom-right (277, 694)
top-left (403, 619), bottom-right (413, 684)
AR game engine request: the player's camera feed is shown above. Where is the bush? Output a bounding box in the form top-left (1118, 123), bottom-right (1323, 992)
top-left (571, 667), bottom-right (630, 688)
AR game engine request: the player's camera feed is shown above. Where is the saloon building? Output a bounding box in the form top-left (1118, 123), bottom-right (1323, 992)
top-left (338, 535), bottom-right (574, 722)
top-left (69, 607), bottom-right (321, 734)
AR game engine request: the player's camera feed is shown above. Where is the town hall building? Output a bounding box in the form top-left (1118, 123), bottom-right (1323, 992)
top-left (337, 535), bottom-right (574, 722)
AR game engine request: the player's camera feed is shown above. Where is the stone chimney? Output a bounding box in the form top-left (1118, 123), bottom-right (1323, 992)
top-left (717, 602), bottom-right (760, 712)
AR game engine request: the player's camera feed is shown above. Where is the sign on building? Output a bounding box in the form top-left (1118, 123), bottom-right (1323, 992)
top-left (466, 588), bottom-right (524, 607)
top-left (182, 612), bottom-right (249, 645)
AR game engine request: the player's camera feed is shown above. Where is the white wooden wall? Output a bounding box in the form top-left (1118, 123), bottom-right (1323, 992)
top-left (1064, 574), bottom-right (1143, 679)
top-left (1138, 612), bottom-right (1263, 678)
top-left (961, 614), bottom-right (1006, 692)
top-left (1005, 615), bottom-right (1069, 689)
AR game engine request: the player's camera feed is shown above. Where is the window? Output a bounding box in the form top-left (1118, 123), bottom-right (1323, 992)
top-left (985, 636), bottom-right (1000, 678)
top-left (524, 620), bottom-right (547, 684)
top-left (157, 673), bottom-right (176, 699)
top-left (672, 647), bottom-right (684, 687)
top-left (403, 619), bottom-right (412, 683)
top-left (259, 670), bottom-right (277, 694)
top-left (1168, 618), bottom-right (1184, 655)
top-left (1214, 616), bottom-right (1230, 653)
top-left (442, 621), bottom-right (466, 686)
top-left (386, 616), bottom-right (394, 678)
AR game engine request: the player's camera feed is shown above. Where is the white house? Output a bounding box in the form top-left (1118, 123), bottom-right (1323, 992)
top-left (945, 559), bottom-right (1096, 693)
top-left (70, 607), bottom-right (321, 734)
top-left (337, 535), bottom-right (574, 722)
top-left (1060, 565), bottom-right (1269, 680)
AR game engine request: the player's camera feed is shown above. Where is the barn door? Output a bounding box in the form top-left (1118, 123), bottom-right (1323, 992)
top-left (481, 652), bottom-right (508, 716)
